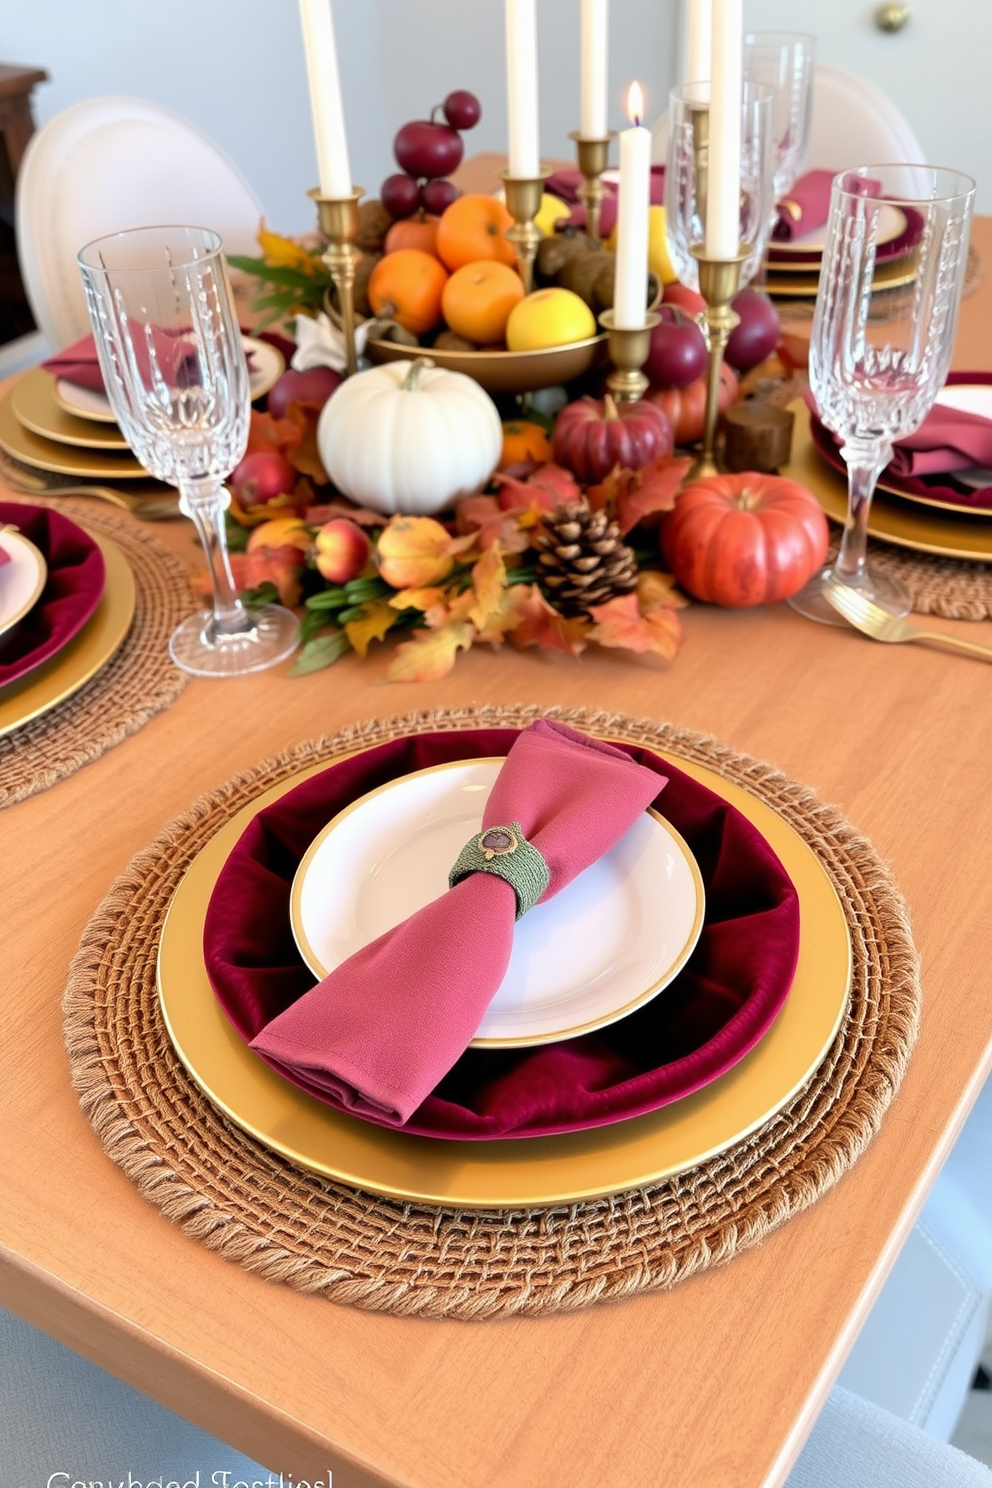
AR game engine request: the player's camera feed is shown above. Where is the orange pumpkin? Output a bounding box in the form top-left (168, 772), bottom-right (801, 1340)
top-left (662, 472), bottom-right (829, 607)
top-left (499, 418), bottom-right (554, 468)
top-left (436, 194), bottom-right (517, 272)
top-left (367, 249), bottom-right (449, 336)
top-left (384, 215), bottom-right (441, 257)
top-left (644, 364), bottom-right (738, 445)
top-left (442, 260), bottom-right (525, 345)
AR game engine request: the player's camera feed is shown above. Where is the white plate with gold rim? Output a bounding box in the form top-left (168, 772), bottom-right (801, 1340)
top-left (0, 528), bottom-right (48, 638)
top-left (290, 758), bottom-right (705, 1049)
top-left (53, 336), bottom-right (286, 423)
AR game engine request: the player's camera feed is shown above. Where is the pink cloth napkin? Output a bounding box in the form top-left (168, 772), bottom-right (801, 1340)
top-left (772, 169), bottom-right (836, 242)
top-left (249, 720), bottom-right (667, 1125)
top-left (887, 404), bottom-right (992, 478)
top-left (43, 332), bottom-right (256, 392)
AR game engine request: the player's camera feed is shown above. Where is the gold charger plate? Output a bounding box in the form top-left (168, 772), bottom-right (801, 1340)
top-left (784, 401), bottom-right (992, 561)
top-left (764, 255), bottom-right (919, 299)
top-left (157, 745), bottom-right (852, 1209)
top-left (0, 532), bottom-right (135, 737)
top-left (0, 387), bottom-right (148, 480)
top-left (11, 369), bottom-right (130, 450)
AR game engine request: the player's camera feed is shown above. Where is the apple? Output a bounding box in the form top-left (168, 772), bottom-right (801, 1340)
top-left (381, 173), bottom-right (421, 220)
top-left (230, 450), bottom-right (297, 508)
top-left (267, 366), bottom-right (342, 418)
top-left (644, 305), bottom-right (708, 389)
top-left (725, 290), bottom-right (781, 373)
top-left (394, 120), bottom-right (464, 180)
top-left (663, 282), bottom-right (706, 316)
top-left (443, 90), bottom-right (481, 130)
top-left (315, 518), bottom-right (371, 584)
top-left (420, 178), bottom-right (461, 216)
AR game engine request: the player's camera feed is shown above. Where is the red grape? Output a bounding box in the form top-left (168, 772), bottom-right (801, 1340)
top-left (443, 90), bottom-right (482, 130)
top-left (725, 290), bottom-right (780, 372)
top-left (394, 120), bottom-right (464, 180)
top-left (420, 178), bottom-right (461, 215)
top-left (644, 305), bottom-right (708, 388)
top-left (381, 173), bottom-right (421, 220)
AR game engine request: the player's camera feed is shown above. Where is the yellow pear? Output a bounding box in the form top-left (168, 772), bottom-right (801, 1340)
top-left (606, 205), bottom-right (678, 285)
top-left (534, 193), bottom-right (573, 237)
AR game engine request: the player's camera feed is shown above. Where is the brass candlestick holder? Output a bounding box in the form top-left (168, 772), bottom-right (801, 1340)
top-left (309, 185), bottom-right (365, 376)
top-left (598, 309), bottom-right (661, 404)
top-left (568, 131), bottom-right (616, 246)
top-left (498, 167), bottom-right (551, 294)
top-left (688, 245), bottom-right (751, 478)
top-left (690, 105), bottom-right (710, 245)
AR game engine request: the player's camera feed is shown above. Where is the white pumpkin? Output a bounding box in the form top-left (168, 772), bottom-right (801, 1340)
top-left (316, 357), bottom-right (503, 515)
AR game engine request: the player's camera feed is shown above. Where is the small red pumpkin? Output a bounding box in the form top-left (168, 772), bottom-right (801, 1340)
top-left (644, 364), bottom-right (738, 446)
top-left (662, 472), bottom-right (829, 607)
top-left (552, 394), bottom-right (673, 484)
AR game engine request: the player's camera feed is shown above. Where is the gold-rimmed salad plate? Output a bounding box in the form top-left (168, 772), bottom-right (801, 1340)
top-left (0, 532), bottom-right (135, 736)
top-left (0, 528), bottom-right (48, 638)
top-left (290, 758), bottom-right (706, 1049)
top-left (0, 388), bottom-right (148, 479)
top-left (11, 368), bottom-right (130, 450)
top-left (157, 745), bottom-right (852, 1209)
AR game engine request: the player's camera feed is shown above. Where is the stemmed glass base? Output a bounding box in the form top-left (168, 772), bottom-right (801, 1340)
top-left (169, 604), bottom-right (299, 677)
top-left (788, 563), bottom-right (912, 626)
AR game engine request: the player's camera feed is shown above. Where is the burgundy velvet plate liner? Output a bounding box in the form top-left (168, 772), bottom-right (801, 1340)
top-left (0, 503), bottom-right (105, 686)
top-left (204, 729), bottom-right (801, 1142)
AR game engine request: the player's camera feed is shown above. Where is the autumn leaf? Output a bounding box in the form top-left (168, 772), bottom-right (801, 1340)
top-left (257, 221), bottom-right (324, 275)
top-left (386, 622), bottom-right (474, 683)
top-left (305, 500), bottom-right (385, 529)
top-left (455, 494), bottom-right (532, 554)
top-left (492, 462), bottom-right (581, 515)
top-left (290, 629), bottom-right (350, 676)
top-left (468, 545), bottom-right (507, 630)
top-left (388, 586), bottom-right (447, 611)
top-left (507, 584), bottom-right (588, 658)
top-left (616, 456), bottom-right (692, 536)
top-left (636, 569), bottom-right (690, 613)
top-left (529, 462), bottom-right (582, 507)
top-left (344, 599), bottom-right (400, 658)
top-left (586, 593), bottom-right (683, 659)
top-left (245, 408), bottom-right (303, 457)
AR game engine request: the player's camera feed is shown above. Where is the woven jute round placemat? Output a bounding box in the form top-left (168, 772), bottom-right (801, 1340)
top-left (826, 534), bottom-right (992, 621)
top-left (63, 705), bottom-right (921, 1321)
top-left (0, 499), bottom-right (193, 808)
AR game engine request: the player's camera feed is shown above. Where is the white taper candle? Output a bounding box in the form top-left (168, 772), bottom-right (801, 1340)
top-left (580, 0), bottom-right (609, 139)
top-left (298, 0), bottom-right (352, 198)
top-left (686, 0), bottom-right (712, 84)
top-left (705, 0), bottom-right (742, 258)
top-left (505, 0), bottom-right (540, 177)
top-left (614, 82), bottom-right (650, 329)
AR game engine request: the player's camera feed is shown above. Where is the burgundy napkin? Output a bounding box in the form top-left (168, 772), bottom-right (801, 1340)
top-left (545, 164), bottom-right (666, 240)
top-left (0, 503), bottom-right (105, 686)
top-left (808, 373), bottom-right (992, 512)
top-left (205, 728), bottom-right (801, 1140)
top-left (0, 544), bottom-right (9, 568)
top-left (243, 721), bottom-right (665, 1125)
top-left (773, 170), bottom-right (836, 242)
top-left (43, 331), bottom-right (257, 392)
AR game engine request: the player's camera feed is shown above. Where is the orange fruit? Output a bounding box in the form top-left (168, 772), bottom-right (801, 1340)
top-left (383, 216), bottom-right (441, 257)
top-left (435, 194), bottom-right (517, 272)
top-left (368, 249), bottom-right (448, 336)
top-left (441, 260), bottom-right (525, 345)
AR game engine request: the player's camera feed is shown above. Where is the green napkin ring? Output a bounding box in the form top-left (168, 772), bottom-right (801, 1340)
top-left (448, 821), bottom-right (550, 920)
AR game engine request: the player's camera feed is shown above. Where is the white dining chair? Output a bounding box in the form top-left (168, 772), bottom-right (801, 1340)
top-left (15, 96), bottom-right (265, 352)
top-left (650, 62), bottom-right (926, 173)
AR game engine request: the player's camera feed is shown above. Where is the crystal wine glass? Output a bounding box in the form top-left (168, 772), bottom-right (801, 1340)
top-left (789, 166), bottom-right (975, 623)
top-left (743, 32), bottom-right (815, 202)
top-left (664, 81), bottom-right (775, 292)
top-left (77, 225), bottom-right (299, 676)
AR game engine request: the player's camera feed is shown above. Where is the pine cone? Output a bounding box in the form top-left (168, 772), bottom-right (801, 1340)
top-left (535, 499), bottom-right (638, 616)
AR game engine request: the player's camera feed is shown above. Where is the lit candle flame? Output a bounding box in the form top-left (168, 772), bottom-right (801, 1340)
top-left (626, 81), bottom-right (644, 128)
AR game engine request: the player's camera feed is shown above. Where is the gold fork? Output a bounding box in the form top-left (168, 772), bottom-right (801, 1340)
top-left (0, 452), bottom-right (180, 520)
top-left (823, 575), bottom-right (992, 662)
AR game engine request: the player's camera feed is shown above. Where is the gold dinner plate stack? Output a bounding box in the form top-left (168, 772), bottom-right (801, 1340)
top-left (158, 743), bottom-right (853, 1210)
top-left (762, 204), bottom-right (918, 302)
top-left (0, 339), bottom-right (286, 486)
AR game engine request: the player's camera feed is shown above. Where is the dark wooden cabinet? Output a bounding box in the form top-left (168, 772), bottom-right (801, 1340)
top-left (0, 63), bottom-right (48, 344)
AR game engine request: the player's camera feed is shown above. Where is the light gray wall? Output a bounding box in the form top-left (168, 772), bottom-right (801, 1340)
top-left (4, 0), bottom-right (679, 236)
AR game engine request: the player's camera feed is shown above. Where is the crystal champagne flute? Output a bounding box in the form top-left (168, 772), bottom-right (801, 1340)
top-left (789, 166), bottom-right (975, 623)
top-left (743, 32), bottom-right (815, 202)
top-left (78, 225), bottom-right (299, 676)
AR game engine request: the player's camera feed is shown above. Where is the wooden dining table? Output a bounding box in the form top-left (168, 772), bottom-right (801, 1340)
top-left (2, 197), bottom-right (991, 1488)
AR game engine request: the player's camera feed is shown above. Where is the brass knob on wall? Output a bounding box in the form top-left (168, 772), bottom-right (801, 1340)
top-left (875, 3), bottom-right (910, 31)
